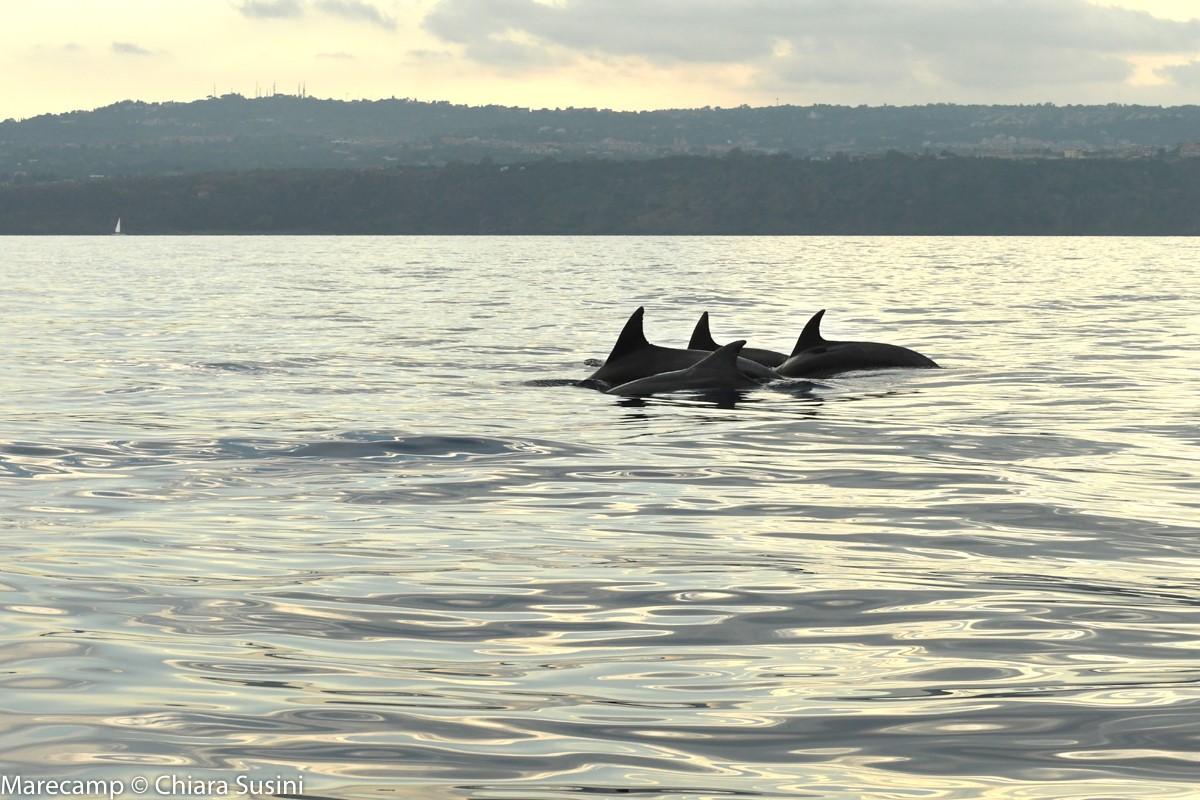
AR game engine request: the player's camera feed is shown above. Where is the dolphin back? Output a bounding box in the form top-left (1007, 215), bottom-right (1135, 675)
top-left (778, 341), bottom-right (939, 378)
top-left (608, 341), bottom-right (760, 396)
top-left (779, 309), bottom-right (939, 377)
top-left (590, 308), bottom-right (778, 387)
top-left (691, 311), bottom-right (787, 368)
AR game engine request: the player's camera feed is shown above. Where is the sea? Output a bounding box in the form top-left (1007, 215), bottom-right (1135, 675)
top-left (1, 236), bottom-right (1198, 800)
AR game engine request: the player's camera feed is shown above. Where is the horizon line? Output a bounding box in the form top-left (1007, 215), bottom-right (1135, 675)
top-left (7, 94), bottom-right (1197, 124)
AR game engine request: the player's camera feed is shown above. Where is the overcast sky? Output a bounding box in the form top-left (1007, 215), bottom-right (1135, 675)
top-left (4, 0), bottom-right (1200, 120)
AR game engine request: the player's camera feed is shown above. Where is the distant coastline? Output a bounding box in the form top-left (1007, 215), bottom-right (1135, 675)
top-left (4, 97), bottom-right (1200, 185)
top-left (4, 153), bottom-right (1199, 236)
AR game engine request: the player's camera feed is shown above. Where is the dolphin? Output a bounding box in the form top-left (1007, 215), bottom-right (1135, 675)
top-left (775, 309), bottom-right (940, 379)
top-left (607, 340), bottom-right (764, 396)
top-left (587, 307), bottom-right (778, 387)
top-left (688, 311), bottom-right (788, 368)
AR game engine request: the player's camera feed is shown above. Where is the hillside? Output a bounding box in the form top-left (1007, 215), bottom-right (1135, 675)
top-left (4, 96), bottom-right (1200, 183)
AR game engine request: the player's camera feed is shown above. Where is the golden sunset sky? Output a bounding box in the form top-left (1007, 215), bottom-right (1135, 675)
top-left (4, 0), bottom-right (1200, 120)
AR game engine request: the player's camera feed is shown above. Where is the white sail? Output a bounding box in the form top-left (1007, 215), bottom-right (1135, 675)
top-left (114, 217), bottom-right (122, 235)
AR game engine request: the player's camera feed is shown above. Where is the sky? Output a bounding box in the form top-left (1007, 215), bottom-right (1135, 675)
top-left (4, 0), bottom-right (1200, 120)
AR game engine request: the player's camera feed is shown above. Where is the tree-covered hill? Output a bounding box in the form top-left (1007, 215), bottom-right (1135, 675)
top-left (3, 152), bottom-right (1199, 235)
top-left (4, 96), bottom-right (1200, 182)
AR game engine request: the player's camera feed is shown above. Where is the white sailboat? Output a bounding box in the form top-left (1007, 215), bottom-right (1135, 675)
top-left (113, 217), bottom-right (123, 235)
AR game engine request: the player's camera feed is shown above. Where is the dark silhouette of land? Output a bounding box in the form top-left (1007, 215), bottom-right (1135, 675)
top-left (5, 151), bottom-right (1199, 235)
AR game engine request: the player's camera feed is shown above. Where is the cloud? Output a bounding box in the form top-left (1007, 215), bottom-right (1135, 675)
top-left (111, 42), bottom-right (155, 56)
top-left (317, 51), bottom-right (356, 59)
top-left (235, 0), bottom-right (305, 18)
top-left (1156, 59), bottom-right (1200, 88)
top-left (406, 49), bottom-right (456, 64)
top-left (234, 0), bottom-right (397, 30)
top-left (421, 0), bottom-right (1200, 98)
top-left (314, 0), bottom-right (397, 30)
top-left (425, 0), bottom-right (773, 63)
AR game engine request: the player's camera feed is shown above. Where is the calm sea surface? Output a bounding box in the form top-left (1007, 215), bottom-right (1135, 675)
top-left (2, 236), bottom-right (1199, 800)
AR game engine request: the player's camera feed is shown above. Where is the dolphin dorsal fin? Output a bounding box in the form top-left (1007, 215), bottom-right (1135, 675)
top-left (695, 339), bottom-right (746, 371)
top-left (605, 307), bottom-right (650, 361)
top-left (791, 309), bottom-right (828, 356)
top-left (688, 312), bottom-right (720, 350)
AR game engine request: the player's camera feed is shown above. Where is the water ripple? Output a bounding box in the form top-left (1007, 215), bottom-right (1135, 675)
top-left (3, 236), bottom-right (1200, 799)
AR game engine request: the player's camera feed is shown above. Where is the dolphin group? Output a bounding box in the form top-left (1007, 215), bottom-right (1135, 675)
top-left (587, 307), bottom-right (778, 388)
top-left (589, 307), bottom-right (940, 396)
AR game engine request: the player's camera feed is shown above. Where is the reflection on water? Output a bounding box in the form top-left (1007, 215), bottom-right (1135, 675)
top-left (1, 236), bottom-right (1199, 799)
